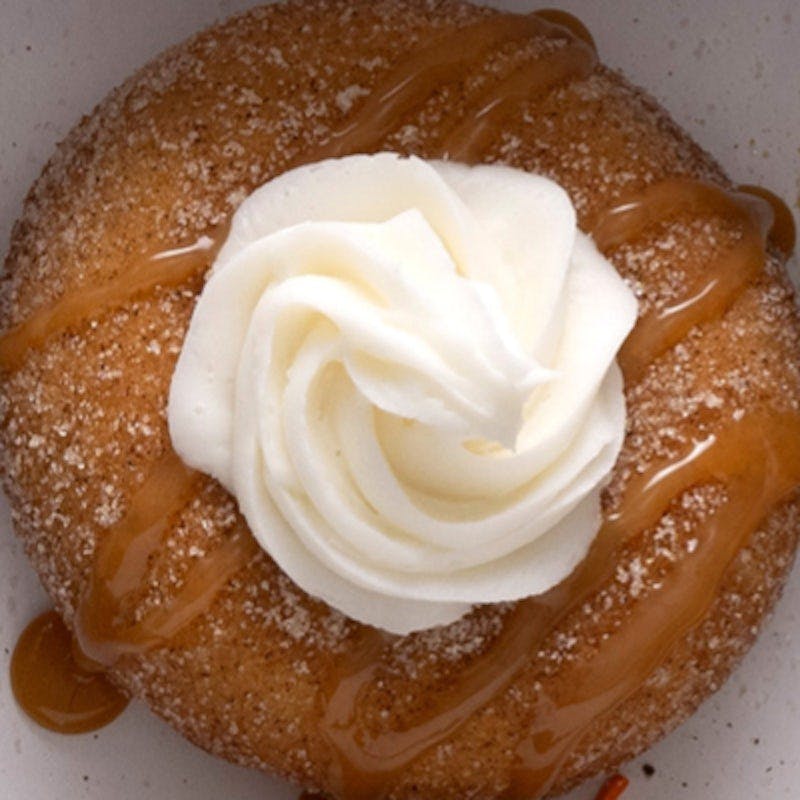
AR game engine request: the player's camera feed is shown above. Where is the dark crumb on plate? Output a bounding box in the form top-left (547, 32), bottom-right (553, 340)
top-left (642, 762), bottom-right (656, 777)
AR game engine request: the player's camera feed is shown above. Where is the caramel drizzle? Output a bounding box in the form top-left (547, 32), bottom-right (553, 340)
top-left (0, 11), bottom-right (593, 373)
top-left (302, 12), bottom-right (595, 164)
top-left (318, 414), bottom-right (800, 800)
top-left (442, 35), bottom-right (596, 162)
top-left (74, 449), bottom-right (259, 668)
top-left (592, 179), bottom-right (773, 383)
top-left (506, 412), bottom-right (800, 797)
top-left (2, 6), bottom-right (798, 797)
top-left (0, 228), bottom-right (226, 372)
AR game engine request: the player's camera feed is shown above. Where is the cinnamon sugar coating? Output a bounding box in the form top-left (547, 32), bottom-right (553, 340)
top-left (2, 1), bottom-right (800, 798)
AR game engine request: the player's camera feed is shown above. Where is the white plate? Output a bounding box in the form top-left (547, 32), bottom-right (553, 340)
top-left (1, 2), bottom-right (798, 798)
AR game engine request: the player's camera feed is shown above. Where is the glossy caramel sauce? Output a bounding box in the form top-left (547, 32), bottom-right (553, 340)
top-left (591, 180), bottom-right (773, 383)
top-left (739, 183), bottom-right (797, 257)
top-left (0, 228), bottom-right (226, 372)
top-left (2, 6), bottom-right (799, 799)
top-left (318, 413), bottom-right (800, 800)
top-left (11, 610), bottom-right (129, 734)
top-left (302, 11), bottom-right (594, 165)
top-left (534, 9), bottom-right (596, 48)
top-left (74, 449), bottom-right (259, 668)
top-left (506, 412), bottom-right (800, 797)
top-left (442, 35), bottom-right (596, 162)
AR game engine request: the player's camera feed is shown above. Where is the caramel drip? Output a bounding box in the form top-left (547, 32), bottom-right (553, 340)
top-left (74, 449), bottom-right (259, 667)
top-left (534, 9), bottom-right (596, 48)
top-left (11, 610), bottom-right (129, 734)
top-left (320, 412), bottom-right (800, 800)
top-left (303, 11), bottom-right (595, 164)
top-left (739, 183), bottom-right (797, 257)
top-left (442, 37), bottom-right (596, 163)
top-left (592, 180), bottom-right (772, 383)
top-left (0, 228), bottom-right (226, 372)
top-left (10, 450), bottom-right (258, 730)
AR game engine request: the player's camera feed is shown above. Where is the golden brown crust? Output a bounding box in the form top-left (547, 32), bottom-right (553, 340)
top-left (2, 1), bottom-right (800, 797)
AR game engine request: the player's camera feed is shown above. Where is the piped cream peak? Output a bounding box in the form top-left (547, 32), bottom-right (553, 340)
top-left (168, 154), bottom-right (637, 634)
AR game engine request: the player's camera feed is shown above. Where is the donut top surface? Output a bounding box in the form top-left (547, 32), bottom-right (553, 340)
top-left (2, 2), bottom-right (800, 799)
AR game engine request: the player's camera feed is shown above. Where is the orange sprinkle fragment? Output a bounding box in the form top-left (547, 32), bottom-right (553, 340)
top-left (595, 773), bottom-right (630, 800)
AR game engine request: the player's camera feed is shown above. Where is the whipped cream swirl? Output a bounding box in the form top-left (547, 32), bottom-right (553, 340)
top-left (168, 154), bottom-right (637, 634)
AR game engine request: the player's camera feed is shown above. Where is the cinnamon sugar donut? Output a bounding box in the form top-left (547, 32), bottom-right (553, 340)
top-left (2, 2), bottom-right (800, 799)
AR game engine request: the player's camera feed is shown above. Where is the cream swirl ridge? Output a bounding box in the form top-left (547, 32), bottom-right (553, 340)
top-left (168, 154), bottom-right (637, 634)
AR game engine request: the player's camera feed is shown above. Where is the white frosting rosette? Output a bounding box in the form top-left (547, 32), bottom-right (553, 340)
top-left (169, 154), bottom-right (637, 634)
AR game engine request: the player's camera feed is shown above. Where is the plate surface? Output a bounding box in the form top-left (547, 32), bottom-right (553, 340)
top-left (1, 1), bottom-right (798, 798)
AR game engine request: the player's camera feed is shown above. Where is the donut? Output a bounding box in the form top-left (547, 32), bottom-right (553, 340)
top-left (2, 2), bottom-right (799, 799)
